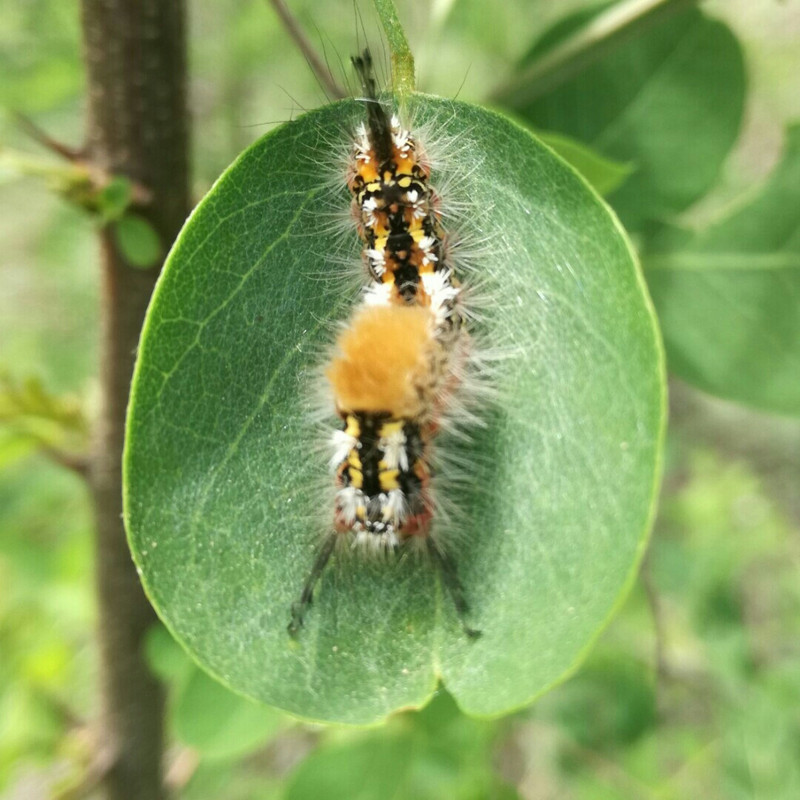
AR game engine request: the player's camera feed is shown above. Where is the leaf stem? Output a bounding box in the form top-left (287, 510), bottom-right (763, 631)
top-left (372, 0), bottom-right (415, 97)
top-left (489, 0), bottom-right (698, 107)
top-left (267, 0), bottom-right (347, 99)
top-left (14, 111), bottom-right (85, 161)
top-left (42, 445), bottom-right (91, 478)
top-left (641, 554), bottom-right (668, 701)
top-left (1, 148), bottom-right (152, 211)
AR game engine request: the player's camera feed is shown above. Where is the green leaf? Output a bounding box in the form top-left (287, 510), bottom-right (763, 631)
top-left (511, 6), bottom-right (745, 228)
top-left (0, 429), bottom-right (38, 470)
top-left (536, 130), bottom-right (633, 196)
top-left (112, 214), bottom-right (161, 268)
top-left (145, 623), bottom-right (283, 760)
top-left (173, 666), bottom-right (282, 760)
top-left (644, 125), bottom-right (800, 416)
top-left (96, 176), bottom-right (133, 223)
top-left (124, 96), bottom-right (665, 724)
top-left (545, 651), bottom-right (656, 750)
top-left (0, 372), bottom-right (89, 456)
top-left (287, 733), bottom-right (410, 800)
top-left (287, 692), bottom-right (515, 800)
top-left (144, 623), bottom-right (195, 684)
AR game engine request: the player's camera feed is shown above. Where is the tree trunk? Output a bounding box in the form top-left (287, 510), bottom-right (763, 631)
top-left (80, 2), bottom-right (190, 798)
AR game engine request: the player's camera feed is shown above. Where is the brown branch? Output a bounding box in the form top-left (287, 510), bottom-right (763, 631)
top-left (42, 445), bottom-right (91, 478)
top-left (267, 0), bottom-right (348, 99)
top-left (80, 1), bottom-right (191, 799)
top-left (14, 111), bottom-right (85, 161)
top-left (641, 553), bottom-right (669, 708)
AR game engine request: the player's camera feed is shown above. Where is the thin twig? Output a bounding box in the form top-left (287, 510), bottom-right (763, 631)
top-left (267, 0), bottom-right (347, 99)
top-left (489, 0), bottom-right (699, 107)
top-left (42, 445), bottom-right (91, 479)
top-left (14, 112), bottom-right (85, 161)
top-left (9, 118), bottom-right (153, 209)
top-left (523, 720), bottom-right (658, 800)
top-left (164, 746), bottom-right (200, 792)
top-left (53, 743), bottom-right (117, 800)
top-left (641, 554), bottom-right (668, 690)
top-left (0, 426), bottom-right (89, 478)
top-left (566, 737), bottom-right (659, 800)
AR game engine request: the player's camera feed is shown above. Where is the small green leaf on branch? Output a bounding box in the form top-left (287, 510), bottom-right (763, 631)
top-left (112, 214), bottom-right (162, 269)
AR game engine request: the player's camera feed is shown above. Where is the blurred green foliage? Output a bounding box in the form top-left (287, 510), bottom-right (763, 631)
top-left (645, 126), bottom-right (800, 415)
top-left (1, 0), bottom-right (799, 797)
top-left (515, 4), bottom-right (746, 228)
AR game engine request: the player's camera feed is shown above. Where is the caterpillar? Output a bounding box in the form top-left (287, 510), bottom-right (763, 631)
top-left (288, 50), bottom-right (480, 639)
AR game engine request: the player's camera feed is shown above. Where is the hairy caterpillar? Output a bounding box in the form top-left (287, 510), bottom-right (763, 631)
top-left (288, 50), bottom-right (482, 639)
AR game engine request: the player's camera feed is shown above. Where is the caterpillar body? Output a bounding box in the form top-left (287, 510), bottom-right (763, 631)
top-left (328, 304), bottom-right (439, 543)
top-left (288, 51), bottom-right (480, 639)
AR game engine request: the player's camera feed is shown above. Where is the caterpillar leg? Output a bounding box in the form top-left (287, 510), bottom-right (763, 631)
top-left (428, 542), bottom-right (482, 640)
top-left (288, 533), bottom-right (337, 637)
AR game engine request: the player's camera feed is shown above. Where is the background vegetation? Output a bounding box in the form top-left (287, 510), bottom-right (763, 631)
top-left (1, 0), bottom-right (799, 797)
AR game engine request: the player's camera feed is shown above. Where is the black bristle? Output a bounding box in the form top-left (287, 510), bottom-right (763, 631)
top-left (351, 49), bottom-right (393, 166)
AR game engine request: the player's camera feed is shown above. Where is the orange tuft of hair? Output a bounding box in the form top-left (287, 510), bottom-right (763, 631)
top-left (327, 305), bottom-right (435, 418)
